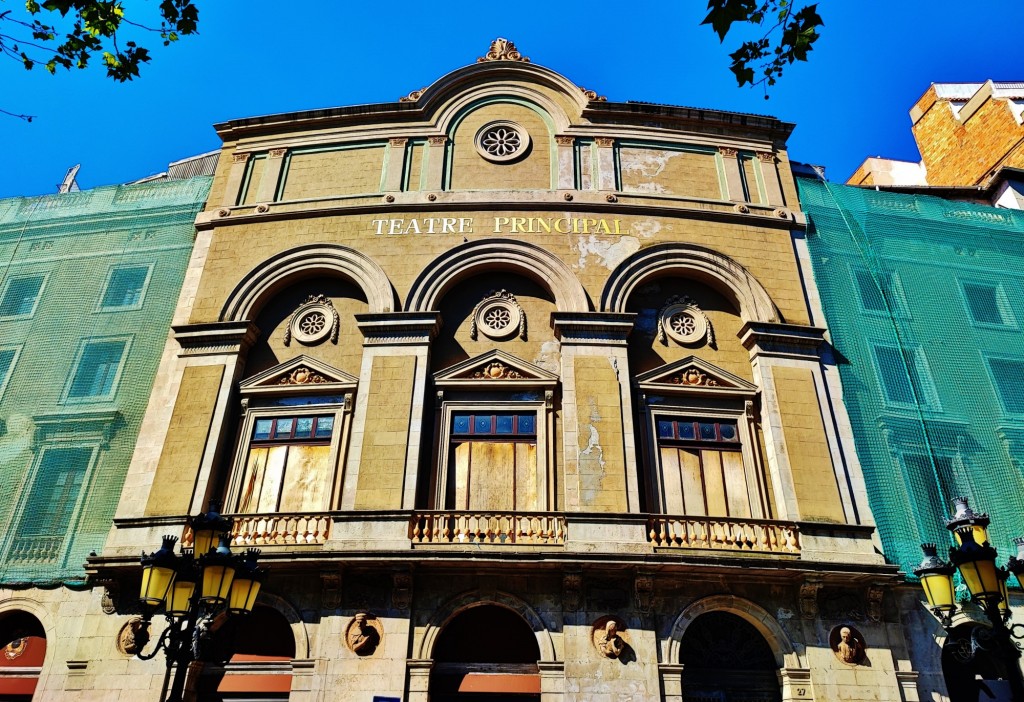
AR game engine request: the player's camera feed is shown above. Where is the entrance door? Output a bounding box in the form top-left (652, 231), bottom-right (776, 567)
top-left (680, 612), bottom-right (781, 702)
top-left (430, 605), bottom-right (541, 702)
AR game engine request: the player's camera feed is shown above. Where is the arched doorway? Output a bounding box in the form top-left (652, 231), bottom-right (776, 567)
top-left (679, 611), bottom-right (781, 702)
top-left (941, 623), bottom-right (1014, 702)
top-left (430, 605), bottom-right (541, 702)
top-left (0, 611), bottom-right (46, 701)
top-left (197, 605), bottom-right (296, 701)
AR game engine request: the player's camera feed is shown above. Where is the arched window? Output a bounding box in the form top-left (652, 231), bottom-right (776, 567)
top-left (197, 605), bottom-right (296, 701)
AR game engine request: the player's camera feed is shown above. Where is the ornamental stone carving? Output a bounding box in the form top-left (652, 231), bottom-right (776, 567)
top-left (477, 37), bottom-right (530, 63)
top-left (345, 613), bottom-right (383, 656)
top-left (658, 295), bottom-right (714, 347)
top-left (475, 121), bottom-right (530, 163)
top-left (399, 88), bottom-right (426, 102)
top-left (830, 625), bottom-right (866, 665)
top-left (669, 368), bottom-right (719, 387)
top-left (471, 362), bottom-right (524, 380)
top-left (592, 617), bottom-right (629, 659)
top-left (116, 618), bottom-right (150, 656)
top-left (285, 294), bottom-right (340, 347)
top-left (278, 367), bottom-right (328, 385)
top-left (471, 290), bottom-right (527, 341)
top-left (580, 87), bottom-right (607, 102)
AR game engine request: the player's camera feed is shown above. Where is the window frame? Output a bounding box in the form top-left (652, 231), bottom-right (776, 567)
top-left (0, 272), bottom-right (48, 321)
top-left (646, 402), bottom-right (767, 519)
top-left (959, 279), bottom-right (1018, 329)
top-left (870, 342), bottom-right (942, 412)
top-left (0, 442), bottom-right (99, 567)
top-left (434, 400), bottom-right (550, 512)
top-left (95, 262), bottom-right (155, 312)
top-left (61, 335), bottom-right (133, 404)
top-left (850, 266), bottom-right (910, 317)
top-left (984, 354), bottom-right (1024, 416)
top-left (225, 401), bottom-right (348, 514)
top-left (0, 344), bottom-right (22, 402)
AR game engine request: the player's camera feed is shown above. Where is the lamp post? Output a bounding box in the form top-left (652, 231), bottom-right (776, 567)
top-left (914, 497), bottom-right (1024, 699)
top-left (134, 502), bottom-right (266, 702)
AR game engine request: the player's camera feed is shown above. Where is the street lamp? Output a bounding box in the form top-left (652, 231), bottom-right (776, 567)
top-left (914, 497), bottom-right (1024, 698)
top-left (133, 502), bottom-right (266, 702)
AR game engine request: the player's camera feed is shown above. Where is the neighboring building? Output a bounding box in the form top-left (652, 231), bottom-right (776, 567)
top-left (797, 173), bottom-right (1024, 698)
top-left (0, 167), bottom-right (213, 697)
top-left (66, 39), bottom-right (923, 702)
top-left (847, 81), bottom-right (1024, 209)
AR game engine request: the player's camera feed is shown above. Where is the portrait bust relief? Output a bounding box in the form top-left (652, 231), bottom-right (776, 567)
top-left (345, 612), bottom-right (383, 656)
top-left (829, 624), bottom-right (866, 665)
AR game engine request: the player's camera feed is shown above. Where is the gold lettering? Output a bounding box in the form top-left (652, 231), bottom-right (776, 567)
top-left (614, 219), bottom-right (621, 234)
top-left (493, 217), bottom-right (509, 233)
top-left (536, 218), bottom-right (552, 233)
top-left (441, 218), bottom-right (457, 233)
top-left (596, 219), bottom-right (611, 234)
top-left (511, 217), bottom-right (528, 233)
top-left (572, 218), bottom-right (580, 233)
top-left (554, 218), bottom-right (570, 233)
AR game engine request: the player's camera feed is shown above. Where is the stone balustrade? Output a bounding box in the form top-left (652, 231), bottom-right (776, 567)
top-left (181, 513), bottom-right (331, 548)
top-left (647, 515), bottom-right (800, 553)
top-left (410, 511), bottom-right (567, 545)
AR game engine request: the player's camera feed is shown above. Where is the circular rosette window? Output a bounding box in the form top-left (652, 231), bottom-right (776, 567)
top-left (661, 302), bottom-right (709, 346)
top-left (290, 301), bottom-right (336, 345)
top-left (475, 120), bottom-right (531, 163)
top-left (475, 298), bottom-right (522, 340)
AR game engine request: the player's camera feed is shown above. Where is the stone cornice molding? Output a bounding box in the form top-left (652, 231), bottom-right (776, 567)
top-left (355, 312), bottom-right (441, 345)
top-left (551, 312), bottom-right (635, 345)
top-left (173, 321), bottom-right (259, 357)
top-left (739, 322), bottom-right (825, 360)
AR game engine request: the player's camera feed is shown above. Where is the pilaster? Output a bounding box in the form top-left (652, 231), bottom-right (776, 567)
top-left (385, 138), bottom-right (408, 192)
top-left (256, 148), bottom-right (287, 203)
top-left (223, 151), bottom-right (250, 207)
top-left (719, 147), bottom-right (746, 202)
top-left (424, 135), bottom-right (448, 191)
top-left (757, 151), bottom-right (786, 206)
top-left (595, 137), bottom-right (616, 191)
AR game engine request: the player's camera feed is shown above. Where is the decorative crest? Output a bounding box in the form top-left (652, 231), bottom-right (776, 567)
top-left (669, 368), bottom-right (719, 387)
top-left (478, 38), bottom-right (530, 63)
top-left (278, 367), bottom-right (329, 386)
top-left (580, 86), bottom-right (607, 102)
top-left (399, 87), bottom-right (427, 103)
top-left (471, 362), bottom-right (525, 380)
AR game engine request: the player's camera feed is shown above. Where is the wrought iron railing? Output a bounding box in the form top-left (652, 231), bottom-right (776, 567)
top-left (410, 511), bottom-right (566, 545)
top-left (647, 515), bottom-right (800, 553)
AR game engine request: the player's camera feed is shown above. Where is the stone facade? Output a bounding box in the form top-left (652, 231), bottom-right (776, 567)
top-left (5, 41), bottom-right (936, 701)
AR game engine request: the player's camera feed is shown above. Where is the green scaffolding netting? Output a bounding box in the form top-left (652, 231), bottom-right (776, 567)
top-left (798, 176), bottom-right (1024, 579)
top-left (0, 177), bottom-right (211, 587)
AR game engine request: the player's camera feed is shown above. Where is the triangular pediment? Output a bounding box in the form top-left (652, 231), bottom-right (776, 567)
top-left (240, 355), bottom-right (358, 396)
top-left (635, 356), bottom-right (757, 396)
top-left (434, 349), bottom-right (558, 388)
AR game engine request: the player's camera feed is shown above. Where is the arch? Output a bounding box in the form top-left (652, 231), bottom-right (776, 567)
top-left (206, 590), bottom-right (309, 659)
top-left (412, 61), bottom-right (587, 131)
top-left (666, 595), bottom-right (794, 668)
top-left (406, 239), bottom-right (589, 313)
top-left (416, 589), bottom-right (557, 663)
top-left (437, 86), bottom-right (569, 137)
top-left (601, 243), bottom-right (782, 323)
top-left (0, 599), bottom-right (55, 636)
top-left (220, 243), bottom-right (397, 321)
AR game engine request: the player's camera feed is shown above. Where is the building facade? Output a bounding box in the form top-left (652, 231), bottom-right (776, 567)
top-left (8, 40), bottom-right (937, 701)
top-left (0, 172), bottom-right (213, 698)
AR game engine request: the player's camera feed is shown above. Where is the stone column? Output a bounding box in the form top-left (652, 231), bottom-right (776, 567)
top-left (222, 151), bottom-right (250, 207)
top-left (555, 136), bottom-right (576, 190)
top-left (256, 148), bottom-right (288, 203)
top-left (595, 137), bottom-right (616, 191)
top-left (406, 659), bottom-right (433, 702)
top-left (538, 661), bottom-right (565, 700)
top-left (341, 313), bottom-right (440, 511)
top-left (779, 667), bottom-right (814, 701)
top-left (384, 138), bottom-right (408, 193)
top-left (659, 663), bottom-right (684, 702)
top-left (553, 313), bottom-right (639, 513)
top-left (171, 321), bottom-right (261, 515)
top-left (424, 135), bottom-right (448, 192)
top-left (720, 147), bottom-right (746, 202)
top-left (757, 151), bottom-right (786, 206)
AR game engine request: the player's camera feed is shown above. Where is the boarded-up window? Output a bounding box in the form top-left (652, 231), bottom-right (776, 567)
top-left (657, 418), bottom-right (751, 517)
top-left (447, 412), bottom-right (538, 511)
top-left (237, 415), bottom-right (335, 513)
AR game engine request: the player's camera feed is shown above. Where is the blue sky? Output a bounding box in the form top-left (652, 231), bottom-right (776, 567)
top-left (2, 1), bottom-right (1022, 198)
